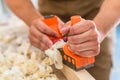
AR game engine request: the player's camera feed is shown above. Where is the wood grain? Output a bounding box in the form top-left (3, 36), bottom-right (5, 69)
top-left (61, 65), bottom-right (95, 80)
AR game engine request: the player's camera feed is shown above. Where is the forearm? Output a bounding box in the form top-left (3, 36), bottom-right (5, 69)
top-left (94, 0), bottom-right (120, 41)
top-left (5, 0), bottom-right (43, 26)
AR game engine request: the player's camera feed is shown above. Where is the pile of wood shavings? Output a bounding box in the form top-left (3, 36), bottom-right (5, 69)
top-left (0, 30), bottom-right (65, 80)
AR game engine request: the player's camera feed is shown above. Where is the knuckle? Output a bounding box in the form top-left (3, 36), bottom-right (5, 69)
top-left (42, 28), bottom-right (47, 32)
top-left (70, 27), bottom-right (76, 33)
top-left (86, 20), bottom-right (95, 28)
top-left (31, 22), bottom-right (38, 28)
top-left (38, 34), bottom-right (42, 38)
top-left (69, 44), bottom-right (75, 52)
top-left (77, 51), bottom-right (88, 57)
top-left (95, 41), bottom-right (99, 46)
top-left (29, 26), bottom-right (36, 34)
top-left (71, 37), bottom-right (75, 42)
top-left (85, 51), bottom-right (95, 57)
top-left (90, 30), bottom-right (98, 39)
top-left (88, 51), bottom-right (93, 55)
top-left (92, 45), bottom-right (100, 52)
top-left (38, 34), bottom-right (43, 39)
top-left (93, 49), bottom-right (100, 56)
top-left (50, 31), bottom-right (56, 37)
top-left (37, 44), bottom-right (43, 50)
top-left (69, 36), bottom-right (77, 42)
top-left (71, 49), bottom-right (76, 53)
top-left (39, 42), bottom-right (50, 50)
top-left (93, 41), bottom-right (99, 46)
top-left (32, 19), bottom-right (39, 24)
top-left (43, 38), bottom-right (49, 44)
top-left (74, 45), bottom-right (80, 50)
top-left (92, 31), bottom-right (97, 37)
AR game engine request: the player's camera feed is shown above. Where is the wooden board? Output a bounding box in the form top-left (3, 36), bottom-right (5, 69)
top-left (61, 65), bottom-right (95, 80)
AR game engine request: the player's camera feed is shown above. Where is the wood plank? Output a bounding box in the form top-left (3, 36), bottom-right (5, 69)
top-left (61, 65), bottom-right (95, 80)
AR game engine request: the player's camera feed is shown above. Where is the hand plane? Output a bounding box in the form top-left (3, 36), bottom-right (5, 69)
top-left (41, 15), bottom-right (95, 71)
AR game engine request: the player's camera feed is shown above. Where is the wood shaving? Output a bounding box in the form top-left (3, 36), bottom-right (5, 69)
top-left (0, 36), bottom-right (58, 80)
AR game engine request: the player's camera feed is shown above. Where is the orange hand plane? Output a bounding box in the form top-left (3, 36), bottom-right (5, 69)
top-left (42, 15), bottom-right (95, 71)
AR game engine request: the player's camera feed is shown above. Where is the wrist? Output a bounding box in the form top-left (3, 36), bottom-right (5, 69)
top-left (93, 20), bottom-right (106, 43)
top-left (27, 11), bottom-right (44, 26)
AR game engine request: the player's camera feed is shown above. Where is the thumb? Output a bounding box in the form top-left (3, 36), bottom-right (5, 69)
top-left (59, 21), bottom-right (71, 36)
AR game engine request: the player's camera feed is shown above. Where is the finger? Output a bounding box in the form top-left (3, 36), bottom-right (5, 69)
top-left (37, 35), bottom-right (53, 50)
top-left (41, 34), bottom-right (53, 48)
top-left (29, 34), bottom-right (41, 48)
top-left (68, 40), bottom-right (100, 52)
top-left (33, 19), bottom-right (58, 37)
top-left (67, 46), bottom-right (99, 57)
top-left (59, 21), bottom-right (70, 36)
top-left (29, 34), bottom-right (51, 50)
top-left (39, 42), bottom-right (50, 51)
top-left (29, 25), bottom-right (40, 39)
top-left (29, 25), bottom-right (43, 40)
top-left (68, 29), bottom-right (98, 44)
top-left (29, 26), bottom-right (53, 48)
top-left (75, 49), bottom-right (100, 57)
top-left (69, 20), bottom-right (95, 35)
top-left (68, 44), bottom-right (98, 54)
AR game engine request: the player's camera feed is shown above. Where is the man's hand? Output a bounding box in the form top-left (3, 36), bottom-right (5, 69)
top-left (29, 18), bottom-right (57, 50)
top-left (29, 17), bottom-right (64, 50)
top-left (62, 20), bottom-right (101, 57)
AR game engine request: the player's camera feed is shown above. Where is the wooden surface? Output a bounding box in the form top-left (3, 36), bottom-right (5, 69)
top-left (61, 65), bottom-right (95, 80)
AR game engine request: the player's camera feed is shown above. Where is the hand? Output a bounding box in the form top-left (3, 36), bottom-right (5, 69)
top-left (65, 20), bottom-right (101, 57)
top-left (29, 18), bottom-right (59, 50)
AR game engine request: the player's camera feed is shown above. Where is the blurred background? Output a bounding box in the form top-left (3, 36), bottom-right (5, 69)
top-left (0, 0), bottom-right (120, 80)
